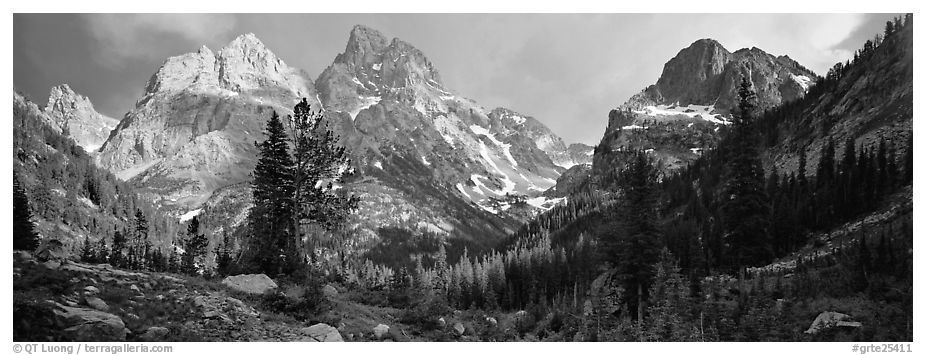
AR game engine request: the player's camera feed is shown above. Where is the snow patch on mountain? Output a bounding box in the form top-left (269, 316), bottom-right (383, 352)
top-left (526, 196), bottom-right (566, 211)
top-left (470, 124), bottom-right (518, 167)
top-left (622, 124), bottom-right (647, 130)
top-left (476, 142), bottom-right (516, 195)
top-left (455, 183), bottom-right (471, 199)
top-left (179, 208), bottom-right (203, 222)
top-left (349, 96), bottom-right (381, 120)
top-left (632, 103), bottom-right (730, 125)
top-left (790, 73), bottom-right (813, 91)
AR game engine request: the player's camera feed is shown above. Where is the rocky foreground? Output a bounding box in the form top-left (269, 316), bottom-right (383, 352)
top-left (13, 251), bottom-right (349, 342)
top-left (12, 251), bottom-right (529, 342)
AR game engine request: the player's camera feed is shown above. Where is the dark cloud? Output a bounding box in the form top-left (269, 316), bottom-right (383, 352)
top-left (14, 14), bottom-right (888, 144)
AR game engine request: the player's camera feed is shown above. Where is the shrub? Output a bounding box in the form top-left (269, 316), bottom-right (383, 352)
top-left (13, 296), bottom-right (62, 341)
top-left (401, 294), bottom-right (452, 331)
top-left (260, 287), bottom-right (324, 321)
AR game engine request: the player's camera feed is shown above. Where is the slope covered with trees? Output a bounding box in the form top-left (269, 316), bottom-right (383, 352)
top-left (13, 93), bottom-right (179, 259)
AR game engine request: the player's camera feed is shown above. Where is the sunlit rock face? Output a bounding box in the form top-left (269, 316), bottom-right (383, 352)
top-left (43, 84), bottom-right (120, 152)
top-left (97, 26), bottom-right (589, 250)
top-left (97, 33), bottom-right (318, 208)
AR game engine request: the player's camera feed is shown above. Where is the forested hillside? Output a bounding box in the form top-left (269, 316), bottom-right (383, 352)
top-left (13, 92), bottom-right (179, 263)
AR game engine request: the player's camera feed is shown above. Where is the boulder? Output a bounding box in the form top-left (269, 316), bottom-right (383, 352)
top-left (193, 295), bottom-right (259, 324)
top-left (437, 317), bottom-right (446, 328)
top-left (486, 317), bottom-right (498, 327)
top-left (323, 284), bottom-right (339, 298)
top-left (805, 311), bottom-right (852, 334)
top-left (302, 323), bottom-right (343, 342)
top-left (84, 297), bottom-right (110, 312)
top-left (129, 284), bottom-right (144, 294)
top-left (139, 326), bottom-right (170, 341)
top-left (453, 322), bottom-right (465, 336)
top-left (387, 327), bottom-right (411, 342)
top-left (373, 324), bottom-right (390, 339)
top-left (221, 274), bottom-right (278, 295)
top-left (54, 304), bottom-right (127, 341)
top-left (35, 239), bottom-right (67, 261)
top-left (83, 285), bottom-right (101, 295)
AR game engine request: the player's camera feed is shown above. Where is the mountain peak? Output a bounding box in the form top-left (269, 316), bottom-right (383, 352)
top-left (654, 38), bottom-right (731, 103)
top-left (46, 84), bottom-right (90, 113)
top-left (225, 33), bottom-right (265, 49)
top-left (340, 25), bottom-right (390, 68)
top-left (141, 32), bottom-right (312, 96)
top-left (48, 84), bottom-right (79, 102)
top-left (219, 33), bottom-right (273, 59)
top-left (690, 38), bottom-right (724, 48)
top-left (197, 45), bottom-right (213, 56)
top-left (349, 24), bottom-right (389, 45)
top-left (732, 46), bottom-right (770, 57)
top-left (43, 83), bottom-right (117, 151)
top-left (318, 24), bottom-right (445, 107)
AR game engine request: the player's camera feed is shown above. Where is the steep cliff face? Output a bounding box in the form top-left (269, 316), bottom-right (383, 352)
top-left (42, 84), bottom-right (120, 152)
top-left (625, 39), bottom-right (815, 113)
top-left (592, 38), bottom-right (817, 181)
top-left (97, 34), bottom-right (319, 208)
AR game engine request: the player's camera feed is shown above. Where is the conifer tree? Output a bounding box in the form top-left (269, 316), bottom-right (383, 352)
top-left (80, 236), bottom-right (95, 263)
top-left (13, 173), bottom-right (40, 251)
top-left (720, 77), bottom-right (772, 269)
top-left (181, 216), bottom-right (209, 275)
top-left (96, 237), bottom-right (109, 264)
top-left (434, 243), bottom-right (449, 293)
top-left (247, 111), bottom-right (296, 275)
top-left (818, 138), bottom-right (836, 188)
top-left (645, 248), bottom-right (696, 341)
top-left (214, 232), bottom-right (234, 276)
top-left (287, 99), bottom-right (359, 261)
top-left (600, 150), bottom-right (662, 321)
top-left (110, 229), bottom-right (127, 267)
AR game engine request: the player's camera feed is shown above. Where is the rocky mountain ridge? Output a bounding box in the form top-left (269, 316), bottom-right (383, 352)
top-left (764, 18), bottom-right (913, 176)
top-left (96, 33), bottom-right (318, 210)
top-left (20, 84), bottom-right (120, 152)
top-left (590, 38), bottom-right (817, 182)
top-left (89, 25), bottom-right (591, 252)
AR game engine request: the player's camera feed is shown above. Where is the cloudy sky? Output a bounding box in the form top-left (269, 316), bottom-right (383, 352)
top-left (13, 13), bottom-right (896, 144)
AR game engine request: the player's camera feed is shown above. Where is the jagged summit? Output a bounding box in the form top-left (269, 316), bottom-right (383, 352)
top-left (344, 25), bottom-right (390, 60)
top-left (225, 33), bottom-right (265, 49)
top-left (315, 24), bottom-right (447, 114)
top-left (43, 84), bottom-right (119, 152)
top-left (636, 38), bottom-right (817, 113)
top-left (93, 23), bottom-right (589, 249)
top-left (142, 33), bottom-right (310, 98)
top-left (594, 37), bottom-right (819, 177)
top-left (97, 32), bottom-right (318, 208)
